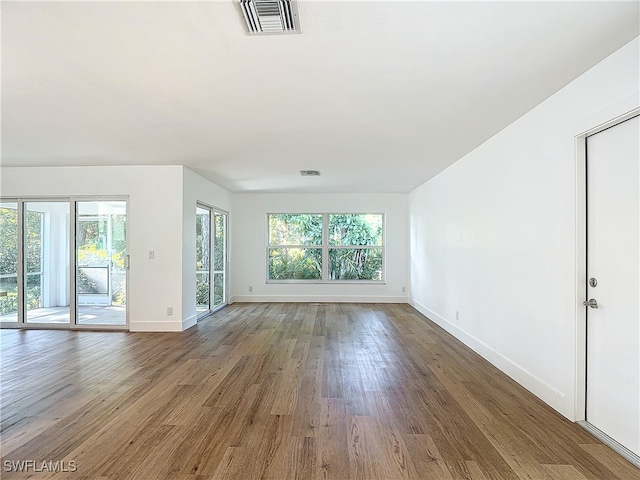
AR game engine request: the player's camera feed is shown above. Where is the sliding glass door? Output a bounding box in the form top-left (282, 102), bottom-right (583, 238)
top-left (24, 201), bottom-right (71, 324)
top-left (196, 206), bottom-right (211, 315)
top-left (0, 197), bottom-right (128, 329)
top-left (75, 201), bottom-right (127, 326)
top-left (213, 212), bottom-right (227, 310)
top-left (196, 204), bottom-right (227, 318)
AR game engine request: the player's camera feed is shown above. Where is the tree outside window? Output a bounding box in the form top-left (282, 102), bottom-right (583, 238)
top-left (267, 213), bottom-right (383, 281)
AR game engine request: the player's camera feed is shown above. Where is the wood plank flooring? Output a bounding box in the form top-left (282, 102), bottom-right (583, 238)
top-left (1, 303), bottom-right (638, 479)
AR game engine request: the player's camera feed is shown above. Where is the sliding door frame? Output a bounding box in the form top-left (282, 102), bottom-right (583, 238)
top-left (0, 195), bottom-right (129, 331)
top-left (196, 203), bottom-right (212, 319)
top-left (212, 209), bottom-right (229, 313)
top-left (73, 196), bottom-right (129, 331)
top-left (0, 198), bottom-right (24, 326)
top-left (196, 202), bottom-right (228, 320)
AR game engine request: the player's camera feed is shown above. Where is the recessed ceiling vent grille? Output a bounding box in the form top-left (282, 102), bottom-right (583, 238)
top-left (300, 170), bottom-right (321, 176)
top-left (239, 0), bottom-right (300, 35)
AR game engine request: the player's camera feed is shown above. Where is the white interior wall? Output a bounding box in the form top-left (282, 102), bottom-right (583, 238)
top-left (408, 37), bottom-right (639, 419)
top-left (1, 165), bottom-right (186, 331)
top-left (182, 168), bottom-right (233, 328)
top-left (231, 193), bottom-right (409, 303)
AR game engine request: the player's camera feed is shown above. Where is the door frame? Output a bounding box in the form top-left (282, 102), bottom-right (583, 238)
top-left (211, 209), bottom-right (229, 313)
top-left (195, 202), bottom-right (229, 320)
top-left (0, 196), bottom-right (71, 329)
top-left (196, 203), bottom-right (213, 318)
top-left (574, 103), bottom-right (639, 466)
top-left (0, 195), bottom-right (129, 331)
top-left (73, 196), bottom-right (130, 331)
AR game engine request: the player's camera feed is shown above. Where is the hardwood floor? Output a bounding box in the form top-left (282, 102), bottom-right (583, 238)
top-left (1, 303), bottom-right (638, 479)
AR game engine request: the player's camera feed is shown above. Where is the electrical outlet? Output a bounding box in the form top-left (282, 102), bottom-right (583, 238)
top-left (149, 250), bottom-right (155, 259)
top-left (455, 311), bottom-right (460, 321)
top-left (402, 286), bottom-right (406, 293)
top-left (249, 286), bottom-right (253, 292)
top-left (167, 306), bottom-right (173, 316)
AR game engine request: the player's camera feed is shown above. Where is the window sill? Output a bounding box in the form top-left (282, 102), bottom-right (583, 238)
top-left (266, 280), bottom-right (386, 285)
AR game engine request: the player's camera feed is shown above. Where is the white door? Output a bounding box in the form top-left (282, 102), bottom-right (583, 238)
top-left (586, 115), bottom-right (639, 457)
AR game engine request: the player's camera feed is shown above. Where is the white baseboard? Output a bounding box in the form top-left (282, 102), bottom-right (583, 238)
top-left (182, 314), bottom-right (197, 331)
top-left (230, 295), bottom-right (409, 303)
top-left (409, 299), bottom-right (569, 417)
top-left (129, 321), bottom-right (184, 332)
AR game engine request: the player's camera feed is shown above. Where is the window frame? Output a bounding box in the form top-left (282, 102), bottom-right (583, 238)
top-left (266, 213), bottom-right (385, 284)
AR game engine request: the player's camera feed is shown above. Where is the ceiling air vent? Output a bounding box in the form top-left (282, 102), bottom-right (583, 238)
top-left (300, 170), bottom-right (321, 176)
top-left (239, 0), bottom-right (300, 35)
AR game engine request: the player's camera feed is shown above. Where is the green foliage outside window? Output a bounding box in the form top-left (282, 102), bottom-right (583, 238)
top-left (196, 211), bottom-right (226, 309)
top-left (0, 280), bottom-right (42, 316)
top-left (77, 215), bottom-right (126, 305)
top-left (268, 213), bottom-right (383, 281)
top-left (196, 211), bottom-right (210, 309)
top-left (269, 248), bottom-right (322, 280)
top-left (269, 214), bottom-right (323, 245)
top-left (0, 208), bottom-right (44, 276)
top-left (0, 207), bottom-right (44, 315)
top-left (0, 207), bottom-right (127, 315)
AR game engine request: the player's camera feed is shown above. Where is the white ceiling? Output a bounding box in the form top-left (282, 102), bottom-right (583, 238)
top-left (2, 1), bottom-right (638, 193)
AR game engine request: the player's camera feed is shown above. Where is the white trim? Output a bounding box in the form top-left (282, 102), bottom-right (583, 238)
top-left (409, 299), bottom-right (567, 412)
top-left (195, 201), bottom-right (229, 216)
top-left (231, 294), bottom-right (408, 303)
top-left (182, 314), bottom-right (197, 331)
top-left (129, 321), bottom-right (184, 332)
top-left (266, 280), bottom-right (386, 285)
top-left (574, 133), bottom-right (588, 422)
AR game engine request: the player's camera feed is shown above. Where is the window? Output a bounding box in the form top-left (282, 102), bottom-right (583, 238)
top-left (328, 214), bottom-right (383, 280)
top-left (267, 213), bottom-right (384, 282)
top-left (268, 214), bottom-right (322, 280)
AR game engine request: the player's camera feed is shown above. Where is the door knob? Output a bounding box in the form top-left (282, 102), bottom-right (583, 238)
top-left (583, 298), bottom-right (598, 309)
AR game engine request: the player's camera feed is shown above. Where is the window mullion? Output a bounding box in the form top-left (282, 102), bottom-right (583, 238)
top-left (17, 201), bottom-right (24, 325)
top-left (322, 213), bottom-right (328, 280)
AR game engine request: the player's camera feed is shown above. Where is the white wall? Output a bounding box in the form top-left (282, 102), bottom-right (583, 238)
top-left (409, 37), bottom-right (639, 419)
top-left (182, 168), bottom-right (233, 329)
top-left (1, 165), bottom-right (186, 331)
top-left (232, 193), bottom-right (409, 303)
